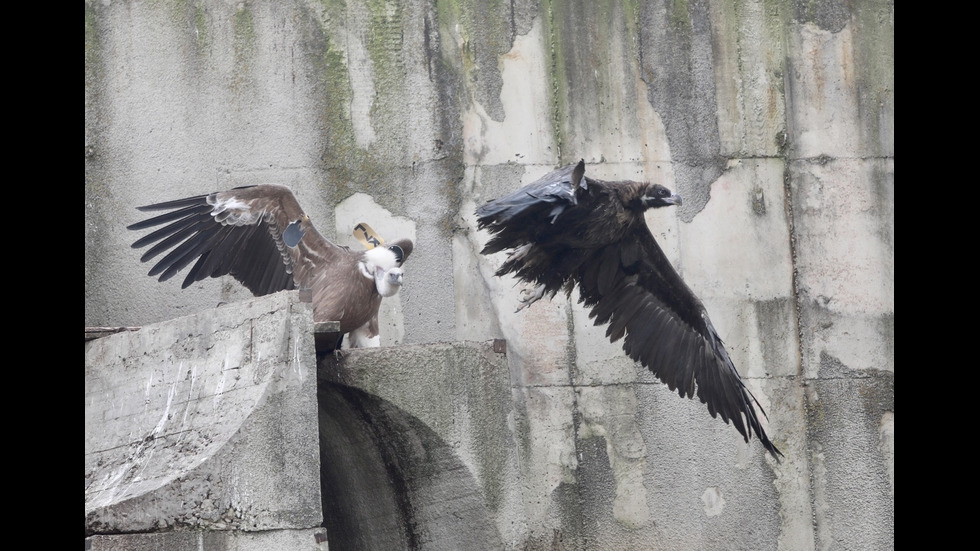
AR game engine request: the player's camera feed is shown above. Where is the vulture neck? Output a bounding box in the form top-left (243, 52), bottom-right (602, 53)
top-left (623, 182), bottom-right (656, 213)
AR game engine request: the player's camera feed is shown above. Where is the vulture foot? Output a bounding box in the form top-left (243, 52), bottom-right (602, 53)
top-left (515, 283), bottom-right (547, 313)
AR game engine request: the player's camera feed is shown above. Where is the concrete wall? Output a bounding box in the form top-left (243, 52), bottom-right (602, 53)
top-left (85, 292), bottom-right (327, 549)
top-left (85, 0), bottom-right (893, 549)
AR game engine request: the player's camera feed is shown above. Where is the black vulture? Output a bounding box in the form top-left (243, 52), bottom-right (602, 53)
top-left (476, 160), bottom-right (781, 459)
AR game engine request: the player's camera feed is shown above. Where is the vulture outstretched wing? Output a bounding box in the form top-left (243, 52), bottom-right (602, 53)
top-left (128, 184), bottom-right (342, 295)
top-left (476, 160), bottom-right (782, 460)
top-left (128, 184), bottom-right (412, 344)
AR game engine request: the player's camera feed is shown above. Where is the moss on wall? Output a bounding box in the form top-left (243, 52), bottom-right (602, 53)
top-left (541, 0), bottom-right (648, 165)
top-left (166, 0), bottom-right (212, 52)
top-left (435, 0), bottom-right (513, 121)
top-left (194, 3), bottom-right (210, 51)
top-left (318, 33), bottom-right (358, 182)
top-left (670, 0), bottom-right (692, 32)
top-left (232, 3), bottom-right (257, 91)
top-left (852, 1), bottom-right (894, 155)
top-left (542, 0), bottom-right (567, 162)
top-left (84, 2), bottom-right (101, 74)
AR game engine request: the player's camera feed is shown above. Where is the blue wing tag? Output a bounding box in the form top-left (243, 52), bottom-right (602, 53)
top-left (283, 220), bottom-right (306, 247)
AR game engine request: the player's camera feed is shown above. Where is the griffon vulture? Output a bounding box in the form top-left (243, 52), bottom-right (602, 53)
top-left (127, 184), bottom-right (412, 348)
top-left (475, 160), bottom-right (782, 459)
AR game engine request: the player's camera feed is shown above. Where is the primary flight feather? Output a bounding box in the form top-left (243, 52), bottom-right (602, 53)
top-left (128, 184), bottom-right (412, 348)
top-left (476, 160), bottom-right (782, 460)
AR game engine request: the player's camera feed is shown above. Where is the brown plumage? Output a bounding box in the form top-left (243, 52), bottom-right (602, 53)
top-left (128, 184), bottom-right (412, 347)
top-left (476, 160), bottom-right (782, 460)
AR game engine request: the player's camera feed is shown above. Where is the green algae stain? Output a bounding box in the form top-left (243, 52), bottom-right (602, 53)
top-left (365, 0), bottom-right (406, 81)
top-left (853, 3), bottom-right (894, 154)
top-left (233, 3), bottom-right (256, 65)
top-left (193, 3), bottom-right (210, 53)
top-left (435, 0), bottom-right (476, 95)
top-left (84, 2), bottom-right (101, 75)
top-left (542, 0), bottom-right (568, 162)
top-left (307, 0), bottom-right (387, 198)
top-left (320, 41), bottom-right (360, 196)
top-left (670, 0), bottom-right (692, 33)
top-left (543, 0), bottom-right (644, 164)
top-left (435, 0), bottom-right (513, 121)
top-left (164, 0), bottom-right (211, 54)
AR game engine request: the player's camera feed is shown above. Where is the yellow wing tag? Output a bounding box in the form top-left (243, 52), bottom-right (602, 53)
top-left (353, 222), bottom-right (385, 249)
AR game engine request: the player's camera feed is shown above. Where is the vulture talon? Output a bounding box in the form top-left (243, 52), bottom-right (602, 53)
top-left (515, 284), bottom-right (547, 312)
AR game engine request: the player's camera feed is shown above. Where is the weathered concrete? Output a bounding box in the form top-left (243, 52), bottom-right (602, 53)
top-left (85, 292), bottom-right (321, 536)
top-left (318, 340), bottom-right (790, 550)
top-left (318, 343), bottom-right (511, 550)
top-left (85, 528), bottom-right (329, 551)
top-left (85, 0), bottom-right (894, 549)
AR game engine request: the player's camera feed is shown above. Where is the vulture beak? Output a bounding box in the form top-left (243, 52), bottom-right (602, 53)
top-left (641, 192), bottom-right (683, 208)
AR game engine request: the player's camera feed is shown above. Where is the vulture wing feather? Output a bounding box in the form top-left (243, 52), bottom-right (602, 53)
top-left (621, 225), bottom-right (780, 457)
top-left (475, 160), bottom-right (781, 460)
top-left (129, 183), bottom-right (415, 348)
top-left (129, 184), bottom-right (343, 295)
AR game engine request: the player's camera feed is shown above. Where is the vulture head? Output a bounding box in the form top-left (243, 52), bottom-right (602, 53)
top-left (376, 267), bottom-right (404, 298)
top-left (640, 183), bottom-right (683, 209)
top-left (357, 238), bottom-right (411, 298)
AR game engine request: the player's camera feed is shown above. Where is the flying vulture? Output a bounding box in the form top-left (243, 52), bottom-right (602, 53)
top-left (476, 160), bottom-right (782, 459)
top-left (127, 184), bottom-right (412, 348)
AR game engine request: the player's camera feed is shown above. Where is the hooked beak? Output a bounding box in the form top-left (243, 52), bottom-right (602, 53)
top-left (642, 193), bottom-right (683, 207)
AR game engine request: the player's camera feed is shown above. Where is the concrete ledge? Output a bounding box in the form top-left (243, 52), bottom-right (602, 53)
top-left (84, 291), bottom-right (322, 535)
top-left (85, 527), bottom-right (329, 551)
top-left (317, 342), bottom-right (512, 550)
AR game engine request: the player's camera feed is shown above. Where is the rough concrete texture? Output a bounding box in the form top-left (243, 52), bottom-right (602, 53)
top-left (85, 292), bottom-right (322, 536)
top-left (319, 343), bottom-right (511, 550)
top-left (86, 528), bottom-right (329, 551)
top-left (317, 341), bottom-right (795, 550)
top-left (86, 0), bottom-right (894, 549)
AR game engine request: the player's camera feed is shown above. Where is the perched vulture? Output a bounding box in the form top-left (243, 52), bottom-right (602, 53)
top-left (127, 184), bottom-right (412, 348)
top-left (476, 160), bottom-right (782, 459)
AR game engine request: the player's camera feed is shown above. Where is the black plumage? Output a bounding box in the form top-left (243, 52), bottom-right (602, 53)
top-left (476, 160), bottom-right (782, 460)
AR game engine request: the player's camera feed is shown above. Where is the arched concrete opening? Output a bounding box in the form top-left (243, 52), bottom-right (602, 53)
top-left (317, 382), bottom-right (503, 550)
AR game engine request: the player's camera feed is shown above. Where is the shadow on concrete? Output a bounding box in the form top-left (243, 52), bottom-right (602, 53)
top-left (318, 382), bottom-right (503, 550)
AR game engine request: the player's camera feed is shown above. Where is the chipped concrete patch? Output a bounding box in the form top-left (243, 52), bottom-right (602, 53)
top-left (701, 486), bottom-right (725, 516)
top-left (577, 386), bottom-right (650, 528)
top-left (462, 17), bottom-right (556, 166)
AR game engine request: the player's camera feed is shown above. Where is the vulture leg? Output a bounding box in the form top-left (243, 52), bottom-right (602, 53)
top-left (349, 318), bottom-right (381, 348)
top-left (515, 283), bottom-right (548, 312)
